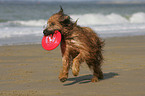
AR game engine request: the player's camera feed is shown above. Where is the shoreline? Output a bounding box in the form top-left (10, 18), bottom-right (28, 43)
top-left (1, 35), bottom-right (145, 47)
top-left (0, 36), bottom-right (145, 96)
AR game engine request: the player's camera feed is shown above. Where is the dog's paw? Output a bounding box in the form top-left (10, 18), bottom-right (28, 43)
top-left (72, 62), bottom-right (80, 76)
top-left (59, 77), bottom-right (67, 82)
top-left (72, 67), bottom-right (79, 76)
top-left (91, 77), bottom-right (99, 82)
top-left (59, 71), bottom-right (68, 82)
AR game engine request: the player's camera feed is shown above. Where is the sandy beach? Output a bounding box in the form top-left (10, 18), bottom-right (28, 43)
top-left (0, 36), bottom-right (145, 96)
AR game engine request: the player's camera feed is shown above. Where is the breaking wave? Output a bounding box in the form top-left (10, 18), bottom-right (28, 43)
top-left (0, 19), bottom-right (47, 27)
top-left (8, 19), bottom-right (46, 27)
top-left (0, 12), bottom-right (145, 40)
top-left (0, 12), bottom-right (145, 27)
top-left (71, 12), bottom-right (145, 25)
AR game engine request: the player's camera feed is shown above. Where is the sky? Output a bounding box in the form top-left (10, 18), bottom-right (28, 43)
top-left (1, 0), bottom-right (145, 1)
top-left (1, 0), bottom-right (145, 3)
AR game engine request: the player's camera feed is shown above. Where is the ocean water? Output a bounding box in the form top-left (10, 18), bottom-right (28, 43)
top-left (0, 2), bottom-right (145, 46)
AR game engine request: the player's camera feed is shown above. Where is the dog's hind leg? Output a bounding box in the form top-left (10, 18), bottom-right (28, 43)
top-left (86, 59), bottom-right (103, 82)
top-left (92, 65), bottom-right (103, 82)
top-left (72, 53), bottom-right (83, 76)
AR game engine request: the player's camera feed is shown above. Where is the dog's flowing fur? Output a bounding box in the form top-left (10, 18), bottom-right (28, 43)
top-left (43, 7), bottom-right (104, 82)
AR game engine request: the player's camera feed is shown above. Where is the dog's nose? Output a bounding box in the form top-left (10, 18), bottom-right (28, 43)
top-left (43, 29), bottom-right (47, 35)
top-left (43, 29), bottom-right (55, 36)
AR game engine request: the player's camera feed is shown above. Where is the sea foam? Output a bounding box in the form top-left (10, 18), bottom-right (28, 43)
top-left (130, 12), bottom-right (145, 23)
top-left (0, 12), bottom-right (145, 40)
top-left (71, 12), bottom-right (145, 25)
top-left (8, 19), bottom-right (46, 27)
top-left (1, 12), bottom-right (145, 27)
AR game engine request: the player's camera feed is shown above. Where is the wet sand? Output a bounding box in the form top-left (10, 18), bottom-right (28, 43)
top-left (0, 36), bottom-right (145, 96)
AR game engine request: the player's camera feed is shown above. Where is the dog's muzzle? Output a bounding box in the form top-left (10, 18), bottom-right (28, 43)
top-left (43, 29), bottom-right (55, 36)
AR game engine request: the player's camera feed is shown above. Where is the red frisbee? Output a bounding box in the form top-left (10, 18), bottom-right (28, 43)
top-left (42, 30), bottom-right (61, 50)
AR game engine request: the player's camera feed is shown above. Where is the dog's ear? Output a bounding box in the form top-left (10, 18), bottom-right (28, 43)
top-left (58, 6), bottom-right (71, 25)
top-left (74, 18), bottom-right (79, 26)
top-left (58, 6), bottom-right (63, 14)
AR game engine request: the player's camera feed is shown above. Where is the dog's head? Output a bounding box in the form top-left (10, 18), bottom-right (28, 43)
top-left (43, 7), bottom-right (71, 36)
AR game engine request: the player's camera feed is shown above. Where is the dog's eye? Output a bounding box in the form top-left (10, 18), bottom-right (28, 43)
top-left (50, 22), bottom-right (55, 26)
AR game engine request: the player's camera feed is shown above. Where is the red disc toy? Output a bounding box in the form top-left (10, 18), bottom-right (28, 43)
top-left (42, 30), bottom-right (61, 50)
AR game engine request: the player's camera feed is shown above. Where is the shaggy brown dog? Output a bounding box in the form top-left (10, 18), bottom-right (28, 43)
top-left (43, 7), bottom-right (104, 82)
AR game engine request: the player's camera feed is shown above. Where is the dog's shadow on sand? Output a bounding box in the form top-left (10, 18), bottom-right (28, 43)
top-left (63, 72), bottom-right (119, 86)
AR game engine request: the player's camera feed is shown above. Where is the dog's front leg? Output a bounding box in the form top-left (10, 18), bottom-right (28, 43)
top-left (59, 52), bottom-right (70, 82)
top-left (59, 43), bottom-right (70, 82)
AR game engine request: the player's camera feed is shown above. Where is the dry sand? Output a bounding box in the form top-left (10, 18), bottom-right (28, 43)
top-left (0, 36), bottom-right (145, 96)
